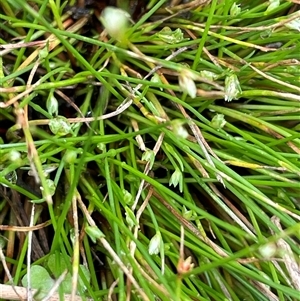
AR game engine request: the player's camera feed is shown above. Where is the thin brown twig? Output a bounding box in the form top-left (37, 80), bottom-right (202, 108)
top-left (248, 63), bottom-right (300, 94)
top-left (55, 89), bottom-right (96, 133)
top-left (0, 40), bottom-right (54, 56)
top-left (108, 279), bottom-right (119, 301)
top-left (0, 220), bottom-right (51, 231)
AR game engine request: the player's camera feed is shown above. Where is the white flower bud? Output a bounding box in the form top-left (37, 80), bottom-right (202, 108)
top-left (142, 149), bottom-right (155, 169)
top-left (169, 168), bottom-right (183, 193)
top-left (46, 95), bottom-right (58, 116)
top-left (259, 243), bottom-right (277, 258)
top-left (177, 256), bottom-right (194, 274)
top-left (265, 0), bottom-right (280, 14)
top-left (9, 150), bottom-right (21, 161)
top-left (100, 7), bottom-right (130, 41)
top-left (199, 70), bottom-right (218, 81)
top-left (148, 232), bottom-right (162, 255)
top-left (178, 70), bottom-right (197, 99)
top-left (125, 206), bottom-right (138, 229)
top-left (171, 120), bottom-right (189, 139)
top-left (224, 73), bottom-right (241, 102)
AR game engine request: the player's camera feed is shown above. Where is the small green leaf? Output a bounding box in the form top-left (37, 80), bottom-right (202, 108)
top-left (47, 254), bottom-right (91, 293)
top-left (123, 189), bottom-right (133, 205)
top-left (199, 70), bottom-right (218, 81)
top-left (43, 179), bottom-right (56, 196)
top-left (230, 2), bottom-right (241, 16)
top-left (169, 168), bottom-right (183, 193)
top-left (151, 74), bottom-right (163, 91)
top-left (85, 225), bottom-right (105, 243)
top-left (125, 206), bottom-right (138, 229)
top-left (211, 114), bottom-right (226, 130)
top-left (47, 254), bottom-right (67, 277)
top-left (165, 141), bottom-right (184, 171)
top-left (142, 149), bottom-right (155, 169)
top-left (49, 116), bottom-right (73, 136)
top-left (21, 265), bottom-right (54, 300)
top-left (39, 43), bottom-right (49, 60)
top-left (97, 143), bottom-right (106, 152)
top-left (5, 171), bottom-right (17, 185)
top-left (182, 206), bottom-right (197, 221)
top-left (63, 150), bottom-right (78, 164)
top-left (156, 27), bottom-right (184, 44)
top-left (78, 265), bottom-right (91, 291)
top-left (27, 163), bottom-right (58, 177)
top-left (124, 174), bottom-right (140, 183)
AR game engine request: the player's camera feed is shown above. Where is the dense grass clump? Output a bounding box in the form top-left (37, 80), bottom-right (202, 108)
top-left (0, 1), bottom-right (299, 300)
